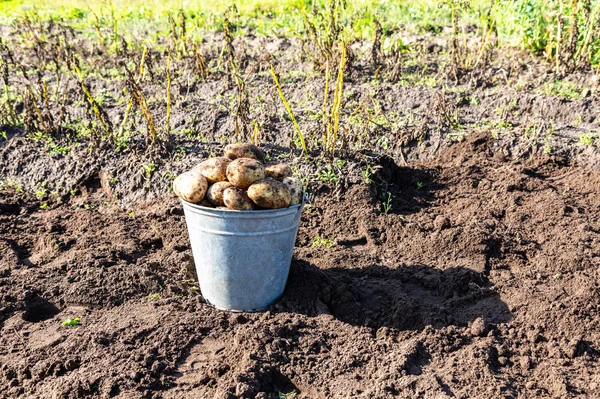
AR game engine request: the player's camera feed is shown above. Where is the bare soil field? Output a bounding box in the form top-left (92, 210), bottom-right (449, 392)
top-left (1, 28), bottom-right (600, 398)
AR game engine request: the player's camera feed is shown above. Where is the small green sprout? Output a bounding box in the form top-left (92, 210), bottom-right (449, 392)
top-left (416, 182), bottom-right (424, 190)
top-left (579, 133), bottom-right (596, 146)
top-left (379, 192), bottom-right (393, 215)
top-left (362, 164), bottom-right (374, 185)
top-left (61, 317), bottom-right (81, 327)
top-left (147, 294), bottom-right (161, 300)
top-left (279, 392), bottom-right (297, 399)
top-left (311, 236), bottom-right (336, 248)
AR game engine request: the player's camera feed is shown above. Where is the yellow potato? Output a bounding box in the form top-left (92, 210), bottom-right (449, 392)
top-left (223, 187), bottom-right (255, 210)
top-left (226, 158), bottom-right (266, 189)
top-left (282, 177), bottom-right (303, 205)
top-left (247, 178), bottom-right (292, 209)
top-left (265, 163), bottom-right (293, 181)
top-left (194, 157), bottom-right (231, 184)
top-left (206, 181), bottom-right (233, 206)
top-left (224, 143), bottom-right (265, 162)
top-left (172, 171), bottom-right (208, 204)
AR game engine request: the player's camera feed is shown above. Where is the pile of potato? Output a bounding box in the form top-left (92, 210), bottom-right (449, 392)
top-left (173, 143), bottom-right (303, 210)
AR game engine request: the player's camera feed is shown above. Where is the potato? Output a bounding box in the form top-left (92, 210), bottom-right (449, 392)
top-left (198, 198), bottom-right (215, 208)
top-left (194, 157), bottom-right (231, 184)
top-left (224, 143), bottom-right (265, 162)
top-left (223, 187), bottom-right (255, 210)
top-left (172, 171), bottom-right (208, 204)
top-left (247, 178), bottom-right (292, 209)
top-left (226, 158), bottom-right (266, 189)
top-left (206, 181), bottom-right (233, 206)
top-left (265, 163), bottom-right (292, 181)
top-left (282, 177), bottom-right (303, 205)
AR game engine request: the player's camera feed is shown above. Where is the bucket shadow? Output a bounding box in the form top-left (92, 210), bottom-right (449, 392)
top-left (275, 260), bottom-right (511, 331)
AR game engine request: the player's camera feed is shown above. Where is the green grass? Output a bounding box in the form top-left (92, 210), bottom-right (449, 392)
top-left (0, 0), bottom-right (596, 67)
top-left (539, 79), bottom-right (587, 99)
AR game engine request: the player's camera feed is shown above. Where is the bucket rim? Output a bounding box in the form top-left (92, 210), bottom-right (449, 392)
top-left (180, 197), bottom-right (304, 214)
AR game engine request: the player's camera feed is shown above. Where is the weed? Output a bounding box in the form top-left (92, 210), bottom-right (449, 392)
top-left (147, 293), bottom-right (161, 300)
top-left (579, 132), bottom-right (596, 146)
top-left (61, 317), bottom-right (81, 327)
top-left (143, 162), bottom-right (156, 178)
top-left (362, 164), bottom-right (374, 184)
top-left (539, 79), bottom-right (584, 99)
top-left (377, 136), bottom-right (390, 151)
top-left (416, 182), bottom-right (424, 190)
top-left (39, 202), bottom-right (49, 209)
top-left (142, 162), bottom-right (157, 188)
top-left (35, 186), bottom-right (48, 200)
top-left (279, 392), bottom-right (297, 399)
top-left (317, 164), bottom-right (339, 183)
top-left (311, 236), bottom-right (336, 248)
top-left (379, 191), bottom-right (393, 215)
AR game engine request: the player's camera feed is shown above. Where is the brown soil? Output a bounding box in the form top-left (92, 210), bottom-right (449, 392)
top-left (2, 132), bottom-right (600, 398)
top-left (1, 24), bottom-right (600, 398)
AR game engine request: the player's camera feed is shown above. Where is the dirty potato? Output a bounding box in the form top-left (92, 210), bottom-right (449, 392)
top-left (223, 187), bottom-right (255, 210)
top-left (206, 181), bottom-right (233, 206)
top-left (224, 143), bottom-right (265, 162)
top-left (282, 177), bottom-right (303, 205)
top-left (172, 171), bottom-right (208, 204)
top-left (226, 158), bottom-right (266, 189)
top-left (198, 198), bottom-right (215, 208)
top-left (247, 178), bottom-right (292, 209)
top-left (265, 163), bottom-right (292, 181)
top-left (194, 157), bottom-right (231, 184)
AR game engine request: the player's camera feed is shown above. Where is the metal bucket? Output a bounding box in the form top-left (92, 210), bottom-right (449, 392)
top-left (181, 200), bottom-right (303, 312)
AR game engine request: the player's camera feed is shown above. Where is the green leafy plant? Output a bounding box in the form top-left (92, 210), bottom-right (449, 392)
top-left (362, 164), bottom-right (374, 185)
top-left (317, 165), bottom-right (339, 183)
top-left (61, 317), bottom-right (81, 327)
top-left (147, 293), bottom-right (161, 300)
top-left (416, 182), bottom-right (424, 190)
top-left (579, 132), bottom-right (596, 146)
top-left (311, 236), bottom-right (336, 248)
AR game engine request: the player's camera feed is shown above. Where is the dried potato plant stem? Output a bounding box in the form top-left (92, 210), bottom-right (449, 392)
top-left (269, 64), bottom-right (308, 155)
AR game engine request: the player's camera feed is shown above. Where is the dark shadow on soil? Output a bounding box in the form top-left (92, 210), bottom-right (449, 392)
top-left (276, 259), bottom-right (511, 331)
top-left (375, 156), bottom-right (443, 215)
top-left (21, 297), bottom-right (61, 323)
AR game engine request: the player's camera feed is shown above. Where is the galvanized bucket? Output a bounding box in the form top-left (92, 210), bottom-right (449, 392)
top-left (181, 200), bottom-right (303, 312)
